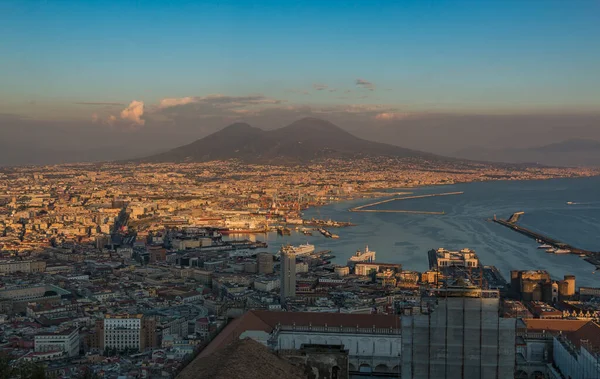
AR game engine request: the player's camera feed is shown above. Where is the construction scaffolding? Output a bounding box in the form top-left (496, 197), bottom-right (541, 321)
top-left (402, 287), bottom-right (515, 379)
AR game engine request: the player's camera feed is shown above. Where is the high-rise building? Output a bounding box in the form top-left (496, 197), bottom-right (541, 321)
top-left (402, 286), bottom-right (516, 379)
top-left (280, 250), bottom-right (296, 304)
top-left (257, 253), bottom-right (274, 274)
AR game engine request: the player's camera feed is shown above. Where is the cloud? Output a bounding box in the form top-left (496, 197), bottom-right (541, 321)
top-left (108, 115), bottom-right (117, 126)
top-left (374, 112), bottom-right (412, 121)
top-left (313, 83), bottom-right (329, 91)
top-left (157, 94), bottom-right (282, 110)
top-left (91, 113), bottom-right (99, 123)
top-left (158, 97), bottom-right (198, 109)
top-left (120, 100), bottom-right (145, 126)
top-left (75, 101), bottom-right (125, 106)
top-left (356, 78), bottom-right (376, 90)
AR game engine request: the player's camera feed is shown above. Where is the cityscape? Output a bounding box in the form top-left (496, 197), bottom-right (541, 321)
top-left (2, 0), bottom-right (600, 378)
top-left (0, 157), bottom-right (599, 378)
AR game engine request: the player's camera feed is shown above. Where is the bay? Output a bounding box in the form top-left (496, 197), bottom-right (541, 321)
top-left (240, 176), bottom-right (600, 288)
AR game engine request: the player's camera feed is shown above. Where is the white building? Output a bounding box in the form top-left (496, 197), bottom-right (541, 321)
top-left (34, 327), bottom-right (79, 357)
top-left (104, 314), bottom-right (143, 351)
top-left (255, 278), bottom-right (280, 292)
top-left (435, 248), bottom-right (479, 268)
top-left (552, 321), bottom-right (600, 379)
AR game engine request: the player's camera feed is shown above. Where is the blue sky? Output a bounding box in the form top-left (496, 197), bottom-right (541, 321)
top-left (1, 0), bottom-right (599, 122)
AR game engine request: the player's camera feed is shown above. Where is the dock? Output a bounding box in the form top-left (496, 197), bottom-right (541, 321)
top-left (349, 191), bottom-right (463, 213)
top-left (493, 212), bottom-right (600, 268)
top-left (352, 209), bottom-right (445, 215)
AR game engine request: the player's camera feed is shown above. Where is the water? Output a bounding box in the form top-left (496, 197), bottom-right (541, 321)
top-left (237, 176), bottom-right (600, 287)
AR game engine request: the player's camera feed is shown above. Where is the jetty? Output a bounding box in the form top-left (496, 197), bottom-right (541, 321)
top-left (492, 212), bottom-right (600, 268)
top-left (349, 191), bottom-right (463, 213)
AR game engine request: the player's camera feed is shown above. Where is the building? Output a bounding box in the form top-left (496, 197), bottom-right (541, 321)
top-left (580, 286), bottom-right (600, 301)
top-left (196, 310), bottom-right (402, 376)
top-left (401, 286), bottom-right (515, 379)
top-left (510, 270), bottom-right (552, 302)
top-left (557, 274), bottom-right (576, 300)
top-left (552, 321), bottom-right (600, 379)
top-left (434, 248), bottom-right (479, 268)
top-left (101, 314), bottom-right (157, 352)
top-left (257, 253), bottom-right (274, 274)
top-left (354, 262), bottom-right (402, 276)
top-left (255, 278), bottom-right (280, 293)
top-left (515, 318), bottom-right (589, 379)
top-left (280, 250), bottom-right (296, 305)
top-left (34, 327), bottom-right (80, 357)
top-left (0, 260), bottom-right (46, 274)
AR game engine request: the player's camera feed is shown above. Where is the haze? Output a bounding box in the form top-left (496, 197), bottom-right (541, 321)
top-left (1, 0), bottom-right (600, 166)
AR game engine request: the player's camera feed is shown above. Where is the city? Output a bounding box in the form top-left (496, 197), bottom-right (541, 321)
top-left (0, 160), bottom-right (598, 378)
top-left (2, 0), bottom-right (600, 378)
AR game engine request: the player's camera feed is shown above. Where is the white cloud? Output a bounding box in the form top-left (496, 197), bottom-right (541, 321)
top-left (158, 97), bottom-right (197, 109)
top-left (120, 100), bottom-right (145, 126)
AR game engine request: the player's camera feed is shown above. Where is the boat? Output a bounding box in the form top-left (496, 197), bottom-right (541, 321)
top-left (567, 202), bottom-right (576, 205)
top-left (538, 244), bottom-right (553, 249)
top-left (318, 228), bottom-right (333, 238)
top-left (554, 249), bottom-right (571, 254)
top-left (331, 233), bottom-right (339, 239)
top-left (546, 248), bottom-right (556, 253)
top-left (279, 243), bottom-right (315, 256)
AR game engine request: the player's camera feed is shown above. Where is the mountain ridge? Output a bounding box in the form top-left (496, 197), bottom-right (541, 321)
top-left (138, 117), bottom-right (447, 164)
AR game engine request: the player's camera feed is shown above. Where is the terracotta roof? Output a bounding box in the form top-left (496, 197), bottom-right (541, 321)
top-left (566, 321), bottom-right (600, 353)
top-left (177, 338), bottom-right (305, 379)
top-left (198, 311), bottom-right (272, 358)
top-left (251, 310), bottom-right (401, 329)
top-left (523, 318), bottom-right (589, 332)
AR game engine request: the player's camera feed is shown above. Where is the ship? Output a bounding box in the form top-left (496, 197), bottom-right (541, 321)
top-left (554, 248), bottom-right (571, 254)
top-left (279, 243), bottom-right (315, 256)
top-left (348, 245), bottom-right (376, 264)
top-left (537, 244), bottom-right (553, 249)
top-left (318, 228), bottom-right (333, 238)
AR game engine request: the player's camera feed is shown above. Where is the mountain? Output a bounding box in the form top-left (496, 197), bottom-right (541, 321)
top-left (453, 139), bottom-right (600, 167)
top-left (139, 117), bottom-right (447, 164)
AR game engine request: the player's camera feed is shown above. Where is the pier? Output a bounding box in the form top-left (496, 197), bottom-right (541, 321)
top-left (352, 209), bottom-right (445, 215)
top-left (349, 191), bottom-right (463, 213)
top-left (493, 212), bottom-right (600, 268)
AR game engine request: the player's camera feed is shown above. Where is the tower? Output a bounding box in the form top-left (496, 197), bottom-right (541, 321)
top-left (280, 250), bottom-right (296, 305)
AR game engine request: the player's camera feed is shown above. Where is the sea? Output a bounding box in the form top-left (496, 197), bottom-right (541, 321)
top-left (231, 176), bottom-right (600, 288)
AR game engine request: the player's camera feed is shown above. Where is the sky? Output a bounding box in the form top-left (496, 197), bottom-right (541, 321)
top-left (1, 0), bottom-right (599, 164)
